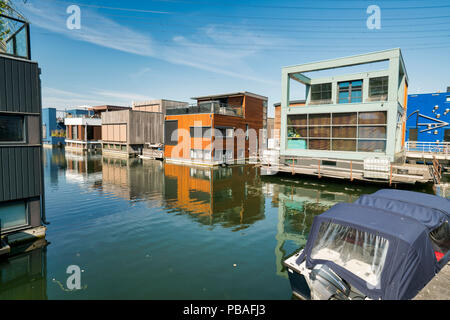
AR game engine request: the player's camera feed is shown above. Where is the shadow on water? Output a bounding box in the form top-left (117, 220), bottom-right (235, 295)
top-left (24, 148), bottom-right (444, 299)
top-left (0, 239), bottom-right (48, 300)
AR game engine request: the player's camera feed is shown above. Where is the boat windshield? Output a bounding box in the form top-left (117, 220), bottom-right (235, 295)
top-left (310, 221), bottom-right (389, 287)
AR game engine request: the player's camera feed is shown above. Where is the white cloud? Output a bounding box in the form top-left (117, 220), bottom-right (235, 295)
top-left (18, 1), bottom-right (277, 85)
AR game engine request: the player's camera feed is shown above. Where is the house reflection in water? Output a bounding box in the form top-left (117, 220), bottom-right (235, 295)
top-left (0, 240), bottom-right (48, 300)
top-left (263, 179), bottom-right (369, 279)
top-left (65, 152), bottom-right (103, 187)
top-left (163, 164), bottom-right (265, 230)
top-left (99, 157), bottom-right (266, 230)
top-left (101, 156), bottom-right (164, 204)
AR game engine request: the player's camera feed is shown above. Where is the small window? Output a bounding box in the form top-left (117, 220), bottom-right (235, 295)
top-left (338, 80), bottom-right (362, 104)
top-left (446, 96), bottom-right (450, 102)
top-left (0, 115), bottom-right (25, 142)
top-left (310, 83), bottom-right (332, 104)
top-left (190, 127), bottom-right (211, 138)
top-left (0, 201), bottom-right (28, 230)
top-left (369, 76), bottom-right (389, 101)
top-left (165, 120), bottom-right (178, 146)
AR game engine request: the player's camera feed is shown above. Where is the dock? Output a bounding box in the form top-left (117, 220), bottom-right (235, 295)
top-left (414, 263), bottom-right (450, 300)
top-left (261, 156), bottom-right (437, 185)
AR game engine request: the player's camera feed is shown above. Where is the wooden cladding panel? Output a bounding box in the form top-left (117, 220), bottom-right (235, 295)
top-left (0, 57), bottom-right (40, 113)
top-left (0, 146), bottom-right (42, 202)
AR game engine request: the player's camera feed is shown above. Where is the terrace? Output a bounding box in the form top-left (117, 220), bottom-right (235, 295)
top-left (166, 101), bottom-right (243, 117)
top-left (0, 14), bottom-right (31, 60)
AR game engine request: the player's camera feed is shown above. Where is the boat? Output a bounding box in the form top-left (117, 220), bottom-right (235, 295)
top-left (284, 189), bottom-right (450, 300)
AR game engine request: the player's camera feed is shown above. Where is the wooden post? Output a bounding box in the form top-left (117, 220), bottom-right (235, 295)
top-left (292, 158), bottom-right (295, 175)
top-left (350, 161), bottom-right (353, 181)
top-left (389, 164), bottom-right (393, 186)
top-left (318, 160), bottom-right (321, 178)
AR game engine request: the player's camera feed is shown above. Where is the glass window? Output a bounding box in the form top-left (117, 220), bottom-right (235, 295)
top-left (333, 126), bottom-right (356, 138)
top-left (190, 127), bottom-right (211, 138)
top-left (311, 221), bottom-right (390, 287)
top-left (358, 140), bottom-right (386, 152)
top-left (309, 139), bottom-right (330, 150)
top-left (338, 80), bottom-right (363, 104)
top-left (310, 83), bottom-right (332, 104)
top-left (165, 120), bottom-right (178, 145)
top-left (359, 112), bottom-right (387, 125)
top-left (0, 115), bottom-right (24, 142)
top-left (0, 201), bottom-right (28, 230)
top-left (358, 126), bottom-right (387, 139)
top-left (369, 76), bottom-right (389, 101)
top-left (287, 114), bottom-right (307, 126)
top-left (332, 139), bottom-right (356, 151)
top-left (72, 126), bottom-right (78, 140)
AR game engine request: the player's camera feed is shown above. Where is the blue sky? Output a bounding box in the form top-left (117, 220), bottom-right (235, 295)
top-left (14, 0), bottom-right (450, 116)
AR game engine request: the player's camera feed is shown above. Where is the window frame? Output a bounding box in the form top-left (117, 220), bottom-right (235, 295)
top-left (0, 114), bottom-right (26, 144)
top-left (310, 83), bottom-right (332, 105)
top-left (0, 199), bottom-right (30, 232)
top-left (338, 80), bottom-right (363, 104)
top-left (369, 76), bottom-right (389, 101)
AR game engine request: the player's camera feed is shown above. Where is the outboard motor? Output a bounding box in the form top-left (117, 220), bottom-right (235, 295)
top-left (308, 264), bottom-right (351, 300)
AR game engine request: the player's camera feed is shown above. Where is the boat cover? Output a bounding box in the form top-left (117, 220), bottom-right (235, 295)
top-left (355, 194), bottom-right (447, 231)
top-left (297, 203), bottom-right (438, 300)
top-left (370, 189), bottom-right (450, 217)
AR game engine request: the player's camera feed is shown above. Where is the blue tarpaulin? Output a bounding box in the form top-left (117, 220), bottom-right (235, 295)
top-left (296, 189), bottom-right (450, 300)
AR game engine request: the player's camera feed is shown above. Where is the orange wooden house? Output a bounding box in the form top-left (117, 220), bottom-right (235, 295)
top-left (164, 92), bottom-right (268, 165)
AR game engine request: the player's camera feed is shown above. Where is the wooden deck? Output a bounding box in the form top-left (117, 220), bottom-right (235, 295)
top-left (414, 263), bottom-right (450, 300)
top-left (261, 157), bottom-right (434, 185)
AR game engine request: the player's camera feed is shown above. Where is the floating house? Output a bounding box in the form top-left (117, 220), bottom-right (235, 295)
top-left (42, 108), bottom-right (65, 147)
top-left (272, 100), bottom-right (306, 148)
top-left (164, 92), bottom-right (268, 165)
top-left (64, 105), bottom-right (129, 152)
top-left (0, 15), bottom-right (46, 256)
top-left (101, 109), bottom-right (164, 158)
top-left (279, 49), bottom-right (408, 164)
top-left (406, 89), bottom-right (450, 144)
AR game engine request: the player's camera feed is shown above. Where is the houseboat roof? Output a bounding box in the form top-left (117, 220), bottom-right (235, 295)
top-left (191, 92), bottom-right (268, 101)
top-left (89, 105), bottom-right (131, 112)
top-left (273, 100), bottom-right (306, 107)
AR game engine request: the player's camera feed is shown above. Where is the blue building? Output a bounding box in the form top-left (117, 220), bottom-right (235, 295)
top-left (406, 91), bottom-right (450, 143)
top-left (42, 108), bottom-right (66, 147)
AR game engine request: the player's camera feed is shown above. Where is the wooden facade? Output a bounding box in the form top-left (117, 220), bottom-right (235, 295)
top-left (164, 92), bottom-right (268, 165)
top-left (101, 110), bottom-right (164, 157)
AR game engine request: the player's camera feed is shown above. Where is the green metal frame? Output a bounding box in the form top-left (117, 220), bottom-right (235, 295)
top-left (280, 48), bottom-right (408, 161)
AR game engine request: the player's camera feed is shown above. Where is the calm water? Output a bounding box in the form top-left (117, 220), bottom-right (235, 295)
top-left (0, 148), bottom-right (442, 299)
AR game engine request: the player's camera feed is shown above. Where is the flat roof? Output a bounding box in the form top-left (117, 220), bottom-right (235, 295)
top-left (89, 105), bottom-right (131, 111)
top-left (273, 100), bottom-right (306, 107)
top-left (192, 91), bottom-right (268, 101)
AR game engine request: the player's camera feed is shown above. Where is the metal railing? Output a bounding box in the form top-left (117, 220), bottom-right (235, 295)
top-left (0, 14), bottom-right (31, 60)
top-left (405, 141), bottom-right (450, 155)
top-left (166, 101), bottom-right (243, 117)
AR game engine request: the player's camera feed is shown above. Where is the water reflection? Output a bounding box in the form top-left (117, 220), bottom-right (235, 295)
top-left (31, 150), bottom-right (444, 299)
top-left (0, 239), bottom-right (48, 300)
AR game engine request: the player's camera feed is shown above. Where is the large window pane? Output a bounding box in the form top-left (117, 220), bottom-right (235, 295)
top-left (333, 126), bottom-right (356, 138)
top-left (287, 139), bottom-right (307, 149)
top-left (0, 115), bottom-right (24, 142)
top-left (165, 120), bottom-right (178, 145)
top-left (358, 112), bottom-right (387, 125)
top-left (309, 139), bottom-right (330, 150)
top-left (332, 113), bottom-right (357, 125)
top-left (332, 139), bottom-right (356, 151)
top-left (358, 126), bottom-right (387, 139)
top-left (309, 126), bottom-right (330, 138)
top-left (287, 115), bottom-right (307, 126)
top-left (309, 114), bottom-right (330, 125)
top-left (287, 127), bottom-right (307, 138)
top-left (358, 140), bottom-right (386, 152)
top-left (0, 201), bottom-right (28, 230)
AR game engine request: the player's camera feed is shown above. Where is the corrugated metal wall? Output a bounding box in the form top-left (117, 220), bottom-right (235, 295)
top-left (0, 146), bottom-right (42, 202)
top-left (0, 56), bottom-right (40, 114)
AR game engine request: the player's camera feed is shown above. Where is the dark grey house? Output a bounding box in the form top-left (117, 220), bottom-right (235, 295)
top-left (0, 14), bottom-right (46, 256)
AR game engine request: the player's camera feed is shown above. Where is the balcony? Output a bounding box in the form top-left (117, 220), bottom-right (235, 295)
top-left (166, 101), bottom-right (243, 117)
top-left (0, 14), bottom-right (31, 60)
